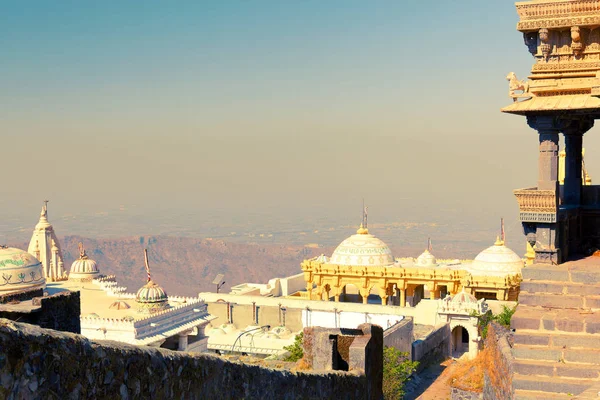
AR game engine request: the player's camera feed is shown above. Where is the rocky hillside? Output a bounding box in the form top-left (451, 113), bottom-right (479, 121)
top-left (41, 236), bottom-right (332, 297)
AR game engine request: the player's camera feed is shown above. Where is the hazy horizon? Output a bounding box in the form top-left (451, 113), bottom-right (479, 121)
top-left (3, 1), bottom-right (597, 255)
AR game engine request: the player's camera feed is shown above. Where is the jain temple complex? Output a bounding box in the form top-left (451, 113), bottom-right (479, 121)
top-left (2, 1), bottom-right (600, 398)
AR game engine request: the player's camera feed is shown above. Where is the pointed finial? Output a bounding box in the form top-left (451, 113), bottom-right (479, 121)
top-left (144, 249), bottom-right (152, 282)
top-left (494, 236), bottom-right (503, 246)
top-left (40, 200), bottom-right (49, 218)
top-left (78, 242), bottom-right (87, 259)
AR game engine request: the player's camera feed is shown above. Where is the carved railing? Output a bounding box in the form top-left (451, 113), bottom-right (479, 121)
top-left (517, 1), bottom-right (600, 29)
top-left (514, 187), bottom-right (558, 222)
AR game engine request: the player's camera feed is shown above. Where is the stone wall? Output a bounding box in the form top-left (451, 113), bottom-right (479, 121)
top-left (0, 319), bottom-right (372, 400)
top-left (0, 288), bottom-right (44, 304)
top-left (482, 322), bottom-right (514, 400)
top-left (451, 387), bottom-right (483, 400)
top-left (0, 291), bottom-right (80, 334)
top-left (412, 323), bottom-right (451, 370)
top-left (207, 302), bottom-right (304, 332)
top-left (383, 317), bottom-right (413, 355)
top-left (301, 324), bottom-right (383, 400)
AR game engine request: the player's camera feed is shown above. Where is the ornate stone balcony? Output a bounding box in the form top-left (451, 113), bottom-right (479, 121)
top-left (514, 187), bottom-right (558, 222)
top-left (516, 1), bottom-right (600, 30)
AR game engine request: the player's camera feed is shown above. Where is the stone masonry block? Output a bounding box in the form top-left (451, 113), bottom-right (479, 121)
top-left (571, 270), bottom-right (600, 285)
top-left (514, 333), bottom-right (550, 346)
top-left (551, 335), bottom-right (600, 349)
top-left (567, 284), bottom-right (600, 297)
top-left (585, 297), bottom-right (600, 310)
top-left (555, 317), bottom-right (585, 333)
top-left (520, 281), bottom-right (564, 294)
top-left (512, 346), bottom-right (561, 361)
top-left (555, 364), bottom-right (600, 379)
top-left (522, 266), bottom-right (570, 282)
top-left (520, 293), bottom-right (583, 309)
top-left (513, 361), bottom-right (554, 377)
top-left (564, 349), bottom-right (600, 365)
top-left (585, 313), bottom-right (600, 334)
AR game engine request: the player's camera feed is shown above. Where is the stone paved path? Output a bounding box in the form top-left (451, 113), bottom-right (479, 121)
top-left (404, 359), bottom-right (457, 400)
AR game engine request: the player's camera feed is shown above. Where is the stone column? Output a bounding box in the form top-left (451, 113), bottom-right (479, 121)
top-left (399, 289), bottom-right (406, 307)
top-left (564, 132), bottom-right (583, 205)
top-left (178, 333), bottom-right (188, 351)
top-left (527, 116), bottom-right (560, 191)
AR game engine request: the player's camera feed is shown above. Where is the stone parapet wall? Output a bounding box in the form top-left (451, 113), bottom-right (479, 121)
top-left (451, 387), bottom-right (483, 400)
top-left (383, 317), bottom-right (413, 355)
top-left (412, 323), bottom-right (451, 370)
top-left (0, 287), bottom-right (44, 304)
top-left (0, 291), bottom-right (80, 334)
top-left (0, 319), bottom-right (370, 400)
top-left (482, 322), bottom-right (514, 400)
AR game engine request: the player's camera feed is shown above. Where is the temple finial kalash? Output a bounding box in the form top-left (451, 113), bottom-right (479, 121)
top-left (135, 248), bottom-right (169, 313)
top-left (356, 200), bottom-right (369, 235)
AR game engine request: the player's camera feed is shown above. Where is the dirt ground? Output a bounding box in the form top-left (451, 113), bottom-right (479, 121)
top-left (404, 359), bottom-right (459, 400)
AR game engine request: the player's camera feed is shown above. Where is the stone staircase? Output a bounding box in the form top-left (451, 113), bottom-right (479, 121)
top-left (511, 259), bottom-right (600, 399)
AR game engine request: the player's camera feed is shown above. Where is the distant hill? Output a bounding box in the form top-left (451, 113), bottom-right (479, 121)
top-left (15, 236), bottom-right (333, 297)
top-left (12, 234), bottom-right (486, 297)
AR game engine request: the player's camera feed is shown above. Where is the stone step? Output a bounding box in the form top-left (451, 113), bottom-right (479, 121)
top-left (522, 265), bottom-right (571, 282)
top-left (513, 374), bottom-right (592, 396)
top-left (513, 358), bottom-right (600, 379)
top-left (519, 292), bottom-right (600, 309)
top-left (521, 279), bottom-right (600, 297)
top-left (521, 262), bottom-right (600, 285)
top-left (512, 344), bottom-right (600, 365)
top-left (514, 329), bottom-right (600, 350)
top-left (511, 305), bottom-right (600, 334)
top-left (514, 389), bottom-right (584, 400)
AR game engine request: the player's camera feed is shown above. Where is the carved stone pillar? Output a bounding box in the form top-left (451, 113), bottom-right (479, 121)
top-left (399, 289), bottom-right (406, 308)
top-left (527, 116), bottom-right (560, 191)
top-left (563, 118), bottom-right (593, 206)
top-left (178, 333), bottom-right (188, 351)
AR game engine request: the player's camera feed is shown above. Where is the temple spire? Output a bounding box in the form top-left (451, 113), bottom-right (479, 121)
top-left (144, 249), bottom-right (152, 282)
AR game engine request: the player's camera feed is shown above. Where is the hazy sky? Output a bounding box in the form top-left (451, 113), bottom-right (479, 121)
top-left (2, 1), bottom-right (598, 245)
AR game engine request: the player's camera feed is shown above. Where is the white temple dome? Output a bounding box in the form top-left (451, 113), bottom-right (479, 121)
top-left (69, 243), bottom-right (99, 281)
top-left (0, 247), bottom-right (46, 294)
top-left (416, 249), bottom-right (436, 267)
top-left (469, 238), bottom-right (523, 276)
top-left (451, 290), bottom-right (478, 304)
top-left (330, 226), bottom-right (394, 267)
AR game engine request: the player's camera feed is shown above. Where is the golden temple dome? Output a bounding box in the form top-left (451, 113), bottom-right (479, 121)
top-left (330, 227), bottom-right (394, 267)
top-left (468, 238), bottom-right (523, 276)
top-left (69, 243), bottom-right (99, 281)
top-left (0, 246), bottom-right (46, 294)
top-left (416, 249), bottom-right (436, 267)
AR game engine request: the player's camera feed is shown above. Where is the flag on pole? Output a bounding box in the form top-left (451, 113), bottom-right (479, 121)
top-left (144, 249), bottom-right (152, 282)
top-left (428, 237), bottom-right (432, 252)
top-left (501, 218), bottom-right (505, 243)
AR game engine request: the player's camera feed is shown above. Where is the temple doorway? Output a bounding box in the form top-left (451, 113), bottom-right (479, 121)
top-left (451, 326), bottom-right (469, 358)
top-left (412, 285), bottom-right (425, 306)
top-left (340, 284), bottom-right (361, 303)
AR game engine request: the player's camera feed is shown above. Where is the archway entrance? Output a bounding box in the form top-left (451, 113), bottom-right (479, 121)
top-left (366, 286), bottom-right (382, 305)
top-left (451, 326), bottom-right (469, 358)
top-left (340, 284), bottom-right (361, 303)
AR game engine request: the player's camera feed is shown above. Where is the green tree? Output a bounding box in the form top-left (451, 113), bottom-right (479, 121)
top-left (382, 346), bottom-right (419, 400)
top-left (495, 305), bottom-right (516, 328)
top-left (283, 332), bottom-right (304, 362)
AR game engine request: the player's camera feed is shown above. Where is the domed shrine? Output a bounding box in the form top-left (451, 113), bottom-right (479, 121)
top-left (0, 246), bottom-right (45, 295)
top-left (301, 215), bottom-right (523, 305)
top-left (69, 242), bottom-right (100, 281)
top-left (330, 225), bottom-right (394, 267)
top-left (135, 249), bottom-right (169, 313)
top-left (469, 237), bottom-right (523, 276)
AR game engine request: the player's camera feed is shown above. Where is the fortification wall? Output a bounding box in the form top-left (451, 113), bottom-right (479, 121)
top-left (412, 323), bottom-right (451, 369)
top-left (383, 317), bottom-right (413, 355)
top-left (0, 291), bottom-right (80, 334)
top-left (0, 319), bottom-right (369, 400)
top-left (482, 322), bottom-right (514, 400)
